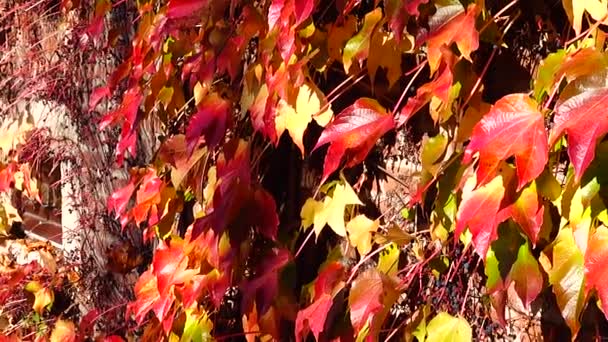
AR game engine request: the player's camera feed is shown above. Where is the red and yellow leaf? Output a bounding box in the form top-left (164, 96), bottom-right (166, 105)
top-left (313, 98), bottom-right (395, 183)
top-left (455, 175), bottom-right (505, 259)
top-left (464, 94), bottom-right (548, 190)
top-left (549, 88), bottom-right (608, 180)
top-left (585, 225), bottom-right (608, 320)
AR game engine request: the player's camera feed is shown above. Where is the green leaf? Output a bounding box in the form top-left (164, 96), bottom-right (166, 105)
top-left (421, 133), bottom-right (448, 176)
top-left (181, 310), bottom-right (213, 342)
top-left (343, 8), bottom-right (383, 73)
top-left (510, 241), bottom-right (543, 309)
top-left (425, 312), bottom-right (472, 342)
top-left (533, 50), bottom-right (566, 100)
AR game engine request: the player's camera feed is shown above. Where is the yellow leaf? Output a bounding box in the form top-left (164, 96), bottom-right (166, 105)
top-left (327, 16), bottom-right (358, 62)
top-left (0, 116), bottom-right (33, 154)
top-left (368, 29), bottom-right (403, 88)
top-left (324, 181), bottom-right (363, 236)
top-left (193, 81), bottom-right (207, 105)
top-left (300, 180), bottom-right (363, 238)
top-left (563, 0), bottom-right (608, 35)
top-left (346, 215), bottom-right (379, 255)
top-left (296, 83), bottom-right (333, 128)
top-left (276, 83), bottom-right (333, 155)
top-left (25, 281), bottom-right (54, 314)
top-left (50, 319), bottom-right (76, 342)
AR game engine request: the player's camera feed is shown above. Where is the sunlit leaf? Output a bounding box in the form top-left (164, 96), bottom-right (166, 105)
top-left (464, 94), bottom-right (548, 190)
top-left (343, 8), bottom-right (382, 73)
top-left (313, 98), bottom-right (395, 183)
top-left (585, 225), bottom-right (608, 320)
top-left (346, 214), bottom-right (379, 256)
top-left (542, 227), bottom-right (585, 335)
top-left (455, 175), bottom-right (505, 259)
top-left (549, 88), bottom-right (608, 181)
top-left (50, 319), bottom-right (76, 342)
top-left (425, 312), bottom-right (472, 342)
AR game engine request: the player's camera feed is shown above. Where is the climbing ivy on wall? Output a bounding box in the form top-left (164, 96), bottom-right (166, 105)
top-left (4, 0), bottom-right (608, 340)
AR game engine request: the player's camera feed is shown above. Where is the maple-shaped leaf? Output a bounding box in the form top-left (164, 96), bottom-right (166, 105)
top-left (549, 88), bottom-right (608, 181)
top-left (342, 8), bottom-right (382, 73)
top-left (585, 225), bottom-right (608, 320)
top-left (300, 180), bottom-right (363, 237)
top-left (131, 169), bottom-right (164, 226)
top-left (346, 214), bottom-right (379, 256)
top-left (50, 319), bottom-right (76, 342)
top-left (455, 175), bottom-right (505, 259)
top-left (425, 312), bottom-right (472, 342)
top-left (505, 181), bottom-right (544, 245)
top-left (127, 270), bottom-right (169, 325)
top-left (464, 94), bottom-right (548, 190)
top-left (419, 3), bottom-right (479, 73)
top-left (313, 98), bottom-right (395, 183)
top-left (185, 93), bottom-right (231, 154)
top-left (152, 241), bottom-right (197, 296)
top-left (268, 0), bottom-right (314, 61)
top-left (563, 0), bottom-right (608, 35)
top-left (533, 48), bottom-right (608, 101)
top-left (274, 83), bottom-right (333, 155)
top-left (327, 16), bottom-right (358, 62)
top-left (542, 227), bottom-right (585, 335)
top-left (510, 241), bottom-right (543, 309)
top-left (367, 28), bottom-right (404, 87)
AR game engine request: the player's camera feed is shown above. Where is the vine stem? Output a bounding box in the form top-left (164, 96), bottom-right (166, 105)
top-left (295, 228), bottom-right (315, 258)
top-left (346, 243), bottom-right (391, 284)
top-left (460, 257), bottom-right (481, 315)
top-left (392, 60), bottom-right (427, 115)
top-left (460, 45), bottom-right (497, 110)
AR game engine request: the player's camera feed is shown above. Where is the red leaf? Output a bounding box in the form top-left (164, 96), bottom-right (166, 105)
top-left (585, 226), bottom-right (608, 320)
top-left (185, 93), bottom-right (231, 154)
top-left (79, 309), bottom-right (100, 337)
top-left (152, 241), bottom-right (197, 295)
top-left (349, 269), bottom-right (383, 332)
top-left (505, 182), bottom-right (544, 245)
top-left (131, 169), bottom-right (163, 226)
top-left (295, 293), bottom-right (333, 342)
top-left (127, 270), bottom-right (162, 324)
top-left (456, 175), bottom-right (505, 259)
top-left (549, 88), bottom-right (608, 180)
top-left (314, 262), bottom-right (345, 299)
top-left (419, 3), bottom-right (480, 73)
top-left (99, 87), bottom-right (142, 130)
top-left (107, 180), bottom-right (135, 219)
top-left (89, 86), bottom-right (111, 112)
top-left (398, 49), bottom-right (455, 126)
top-left (313, 98), bottom-right (395, 183)
top-left (464, 94), bottom-right (548, 190)
top-left (167, 0), bottom-right (209, 18)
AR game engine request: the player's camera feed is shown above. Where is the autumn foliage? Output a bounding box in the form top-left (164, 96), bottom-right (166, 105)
top-left (5, 0), bottom-right (608, 340)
